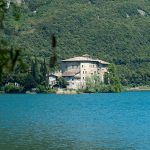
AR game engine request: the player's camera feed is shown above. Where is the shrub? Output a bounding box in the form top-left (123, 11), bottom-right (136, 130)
top-left (4, 84), bottom-right (24, 93)
top-left (36, 85), bottom-right (47, 93)
top-left (47, 88), bottom-right (56, 93)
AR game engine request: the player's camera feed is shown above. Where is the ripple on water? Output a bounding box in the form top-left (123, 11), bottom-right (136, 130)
top-left (0, 92), bottom-right (150, 150)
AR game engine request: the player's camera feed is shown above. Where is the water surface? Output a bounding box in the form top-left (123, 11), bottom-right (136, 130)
top-left (0, 92), bottom-right (150, 150)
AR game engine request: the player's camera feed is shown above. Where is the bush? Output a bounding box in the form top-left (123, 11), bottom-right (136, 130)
top-left (47, 88), bottom-right (56, 93)
top-left (97, 84), bottom-right (112, 93)
top-left (36, 85), bottom-right (47, 93)
top-left (4, 84), bottom-right (24, 93)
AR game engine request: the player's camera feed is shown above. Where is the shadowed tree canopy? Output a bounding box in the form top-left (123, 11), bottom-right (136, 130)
top-left (0, 0), bottom-right (23, 81)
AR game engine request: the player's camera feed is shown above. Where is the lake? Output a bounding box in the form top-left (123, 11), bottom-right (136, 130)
top-left (0, 92), bottom-right (150, 150)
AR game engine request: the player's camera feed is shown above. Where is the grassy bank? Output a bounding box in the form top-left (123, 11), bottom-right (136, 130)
top-left (126, 86), bottom-right (150, 91)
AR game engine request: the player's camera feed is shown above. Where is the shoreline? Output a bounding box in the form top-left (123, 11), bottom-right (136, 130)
top-left (1, 87), bottom-right (150, 94)
top-left (127, 87), bottom-right (150, 92)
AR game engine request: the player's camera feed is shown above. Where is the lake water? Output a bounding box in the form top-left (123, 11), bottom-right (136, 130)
top-left (0, 92), bottom-right (150, 150)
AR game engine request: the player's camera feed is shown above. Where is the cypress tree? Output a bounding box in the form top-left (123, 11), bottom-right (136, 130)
top-left (31, 57), bottom-right (40, 83)
top-left (31, 59), bottom-right (35, 78)
top-left (40, 58), bottom-right (48, 86)
top-left (40, 58), bottom-right (47, 77)
top-left (49, 34), bottom-right (57, 72)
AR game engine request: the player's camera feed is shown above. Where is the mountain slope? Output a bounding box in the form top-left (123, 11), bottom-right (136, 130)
top-left (5, 0), bottom-right (150, 85)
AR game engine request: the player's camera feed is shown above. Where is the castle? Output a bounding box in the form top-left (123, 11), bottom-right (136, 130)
top-left (61, 54), bottom-right (109, 89)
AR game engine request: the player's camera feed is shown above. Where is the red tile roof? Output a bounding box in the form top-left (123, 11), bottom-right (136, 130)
top-left (62, 70), bottom-right (80, 77)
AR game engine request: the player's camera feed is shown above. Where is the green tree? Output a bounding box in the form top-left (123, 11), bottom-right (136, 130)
top-left (0, 0), bottom-right (6, 27)
top-left (31, 57), bottom-right (40, 83)
top-left (57, 77), bottom-right (68, 88)
top-left (85, 75), bottom-right (97, 93)
top-left (0, 0), bottom-right (22, 81)
top-left (85, 74), bottom-right (113, 93)
top-left (40, 58), bottom-right (47, 77)
top-left (0, 0), bottom-right (9, 80)
top-left (22, 74), bottom-right (37, 91)
top-left (39, 58), bottom-right (48, 86)
top-left (107, 64), bottom-right (122, 92)
top-left (36, 85), bottom-right (47, 93)
top-left (49, 34), bottom-right (57, 72)
top-left (85, 75), bottom-right (106, 93)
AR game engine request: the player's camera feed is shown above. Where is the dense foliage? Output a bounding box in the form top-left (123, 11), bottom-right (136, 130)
top-left (85, 75), bottom-right (111, 93)
top-left (105, 64), bottom-right (122, 92)
top-left (85, 64), bottom-right (122, 93)
top-left (57, 77), bottom-right (68, 88)
top-left (0, 0), bottom-right (24, 81)
top-left (1, 0), bottom-right (150, 87)
top-left (4, 83), bottom-right (24, 93)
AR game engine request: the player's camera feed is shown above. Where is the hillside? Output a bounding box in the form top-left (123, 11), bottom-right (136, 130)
top-left (4, 0), bottom-right (150, 85)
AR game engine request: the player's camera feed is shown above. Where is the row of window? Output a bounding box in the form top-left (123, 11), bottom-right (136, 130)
top-left (65, 65), bottom-right (79, 69)
top-left (83, 71), bottom-right (98, 74)
top-left (82, 71), bottom-right (100, 80)
top-left (82, 64), bottom-right (97, 68)
top-left (83, 71), bottom-right (87, 74)
top-left (65, 64), bottom-right (101, 69)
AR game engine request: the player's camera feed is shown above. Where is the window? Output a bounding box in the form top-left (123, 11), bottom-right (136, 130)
top-left (82, 65), bottom-right (84, 68)
top-left (83, 77), bottom-right (85, 80)
top-left (83, 71), bottom-right (84, 74)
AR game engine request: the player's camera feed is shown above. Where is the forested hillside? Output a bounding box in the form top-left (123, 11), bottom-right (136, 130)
top-left (4, 0), bottom-right (150, 85)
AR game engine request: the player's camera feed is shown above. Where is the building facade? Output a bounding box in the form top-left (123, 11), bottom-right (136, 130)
top-left (48, 71), bottom-right (62, 87)
top-left (48, 74), bottom-right (57, 87)
top-left (61, 55), bottom-right (109, 89)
